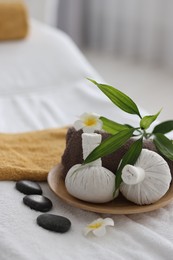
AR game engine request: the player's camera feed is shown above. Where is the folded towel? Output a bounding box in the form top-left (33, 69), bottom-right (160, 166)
top-left (0, 127), bottom-right (67, 181)
top-left (61, 127), bottom-right (173, 176)
top-left (0, 0), bottom-right (28, 41)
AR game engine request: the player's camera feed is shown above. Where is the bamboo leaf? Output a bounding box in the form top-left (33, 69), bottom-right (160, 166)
top-left (83, 128), bottom-right (135, 164)
top-left (100, 116), bottom-right (131, 135)
top-left (114, 138), bottom-right (143, 193)
top-left (154, 133), bottom-right (173, 161)
top-left (88, 78), bottom-right (141, 117)
top-left (140, 109), bottom-right (161, 130)
top-left (153, 120), bottom-right (173, 134)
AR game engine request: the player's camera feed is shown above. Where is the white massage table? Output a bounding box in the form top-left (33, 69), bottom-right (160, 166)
top-left (0, 20), bottom-right (173, 260)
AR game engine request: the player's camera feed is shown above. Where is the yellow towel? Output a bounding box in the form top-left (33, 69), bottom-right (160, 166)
top-left (0, 127), bottom-right (67, 181)
top-left (0, 0), bottom-right (28, 41)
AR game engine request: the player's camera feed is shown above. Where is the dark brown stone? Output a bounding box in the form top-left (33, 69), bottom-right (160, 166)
top-left (37, 214), bottom-right (71, 233)
top-left (16, 180), bottom-right (42, 195)
top-left (23, 195), bottom-right (52, 212)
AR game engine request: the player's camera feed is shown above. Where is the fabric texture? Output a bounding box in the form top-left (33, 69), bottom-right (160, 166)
top-left (1, 180), bottom-right (173, 260)
top-left (0, 127), bottom-right (66, 181)
top-left (0, 0), bottom-right (28, 40)
top-left (0, 19), bottom-right (173, 260)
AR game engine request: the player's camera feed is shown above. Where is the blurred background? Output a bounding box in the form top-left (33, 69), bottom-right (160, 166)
top-left (24, 0), bottom-right (173, 121)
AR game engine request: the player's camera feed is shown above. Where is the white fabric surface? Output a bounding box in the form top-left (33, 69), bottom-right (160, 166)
top-left (0, 20), bottom-right (145, 133)
top-left (0, 20), bottom-right (173, 260)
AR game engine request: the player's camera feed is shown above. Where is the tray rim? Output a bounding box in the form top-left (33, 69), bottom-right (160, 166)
top-left (47, 164), bottom-right (173, 214)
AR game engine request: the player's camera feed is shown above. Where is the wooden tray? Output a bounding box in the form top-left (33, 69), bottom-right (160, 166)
top-left (47, 164), bottom-right (173, 214)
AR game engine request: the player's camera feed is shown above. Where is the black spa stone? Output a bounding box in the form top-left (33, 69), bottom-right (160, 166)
top-left (37, 214), bottom-right (71, 233)
top-left (16, 180), bottom-right (42, 195)
top-left (23, 195), bottom-right (52, 212)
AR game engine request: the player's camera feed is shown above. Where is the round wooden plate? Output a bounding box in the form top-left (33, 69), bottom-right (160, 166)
top-left (47, 164), bottom-right (173, 214)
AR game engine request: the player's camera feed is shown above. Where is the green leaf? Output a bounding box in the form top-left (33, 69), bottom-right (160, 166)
top-left (153, 120), bottom-right (173, 134)
top-left (114, 138), bottom-right (143, 193)
top-left (88, 78), bottom-right (141, 118)
top-left (140, 109), bottom-right (161, 130)
top-left (83, 128), bottom-right (135, 164)
top-left (125, 124), bottom-right (134, 128)
top-left (154, 133), bottom-right (173, 161)
top-left (100, 116), bottom-right (131, 135)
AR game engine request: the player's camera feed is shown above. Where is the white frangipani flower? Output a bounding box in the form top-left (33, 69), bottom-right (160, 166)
top-left (74, 112), bottom-right (103, 133)
top-left (84, 218), bottom-right (114, 237)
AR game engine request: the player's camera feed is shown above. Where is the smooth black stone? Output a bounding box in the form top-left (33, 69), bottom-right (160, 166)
top-left (23, 195), bottom-right (52, 212)
top-left (16, 180), bottom-right (42, 195)
top-left (37, 214), bottom-right (71, 233)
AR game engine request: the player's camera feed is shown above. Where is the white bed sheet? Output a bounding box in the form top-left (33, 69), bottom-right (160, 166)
top-left (0, 20), bottom-right (173, 260)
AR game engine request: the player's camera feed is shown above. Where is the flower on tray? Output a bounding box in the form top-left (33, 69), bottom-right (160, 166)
top-left (74, 112), bottom-right (103, 133)
top-left (83, 218), bottom-right (114, 237)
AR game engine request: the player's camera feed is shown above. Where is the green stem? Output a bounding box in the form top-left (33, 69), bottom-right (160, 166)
top-left (142, 129), bottom-right (147, 139)
top-left (147, 133), bottom-right (153, 139)
top-left (142, 129), bottom-right (153, 139)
